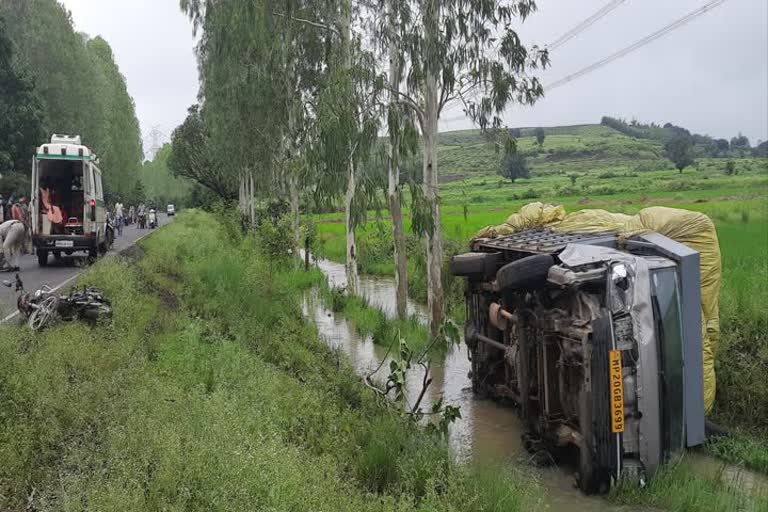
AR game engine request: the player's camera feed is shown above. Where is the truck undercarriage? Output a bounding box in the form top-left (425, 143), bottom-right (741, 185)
top-left (451, 229), bottom-right (705, 493)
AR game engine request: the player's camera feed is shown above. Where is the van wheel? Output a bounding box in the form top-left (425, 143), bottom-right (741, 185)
top-left (88, 248), bottom-right (98, 264)
top-left (496, 254), bottom-right (555, 292)
top-left (37, 249), bottom-right (49, 267)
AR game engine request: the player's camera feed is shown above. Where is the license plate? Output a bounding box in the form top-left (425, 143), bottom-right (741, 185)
top-left (55, 240), bottom-right (74, 248)
top-left (609, 350), bottom-right (625, 433)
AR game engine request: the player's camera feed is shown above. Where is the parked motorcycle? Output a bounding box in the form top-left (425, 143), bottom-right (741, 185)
top-left (2, 274), bottom-right (112, 330)
top-left (148, 208), bottom-right (157, 229)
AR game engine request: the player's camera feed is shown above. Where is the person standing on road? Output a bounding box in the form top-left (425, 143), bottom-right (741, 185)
top-left (18, 197), bottom-right (31, 254)
top-left (115, 200), bottom-right (124, 237)
top-left (0, 219), bottom-right (25, 272)
top-left (137, 203), bottom-right (146, 229)
top-left (10, 198), bottom-right (29, 253)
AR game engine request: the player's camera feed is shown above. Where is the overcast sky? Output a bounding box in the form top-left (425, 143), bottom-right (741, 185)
top-left (60, 0), bottom-right (767, 151)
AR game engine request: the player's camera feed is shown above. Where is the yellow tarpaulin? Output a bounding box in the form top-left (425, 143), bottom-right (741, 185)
top-left (477, 202), bottom-right (721, 412)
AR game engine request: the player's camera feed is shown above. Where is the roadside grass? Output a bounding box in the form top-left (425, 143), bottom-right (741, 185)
top-left (610, 459), bottom-right (768, 512)
top-left (0, 258), bottom-right (160, 510)
top-left (707, 434), bottom-right (768, 475)
top-left (0, 209), bottom-right (549, 511)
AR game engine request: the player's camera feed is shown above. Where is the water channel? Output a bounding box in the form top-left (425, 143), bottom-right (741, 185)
top-left (301, 255), bottom-right (765, 511)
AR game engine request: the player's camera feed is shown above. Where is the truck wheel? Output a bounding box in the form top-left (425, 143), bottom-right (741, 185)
top-left (37, 249), bottom-right (49, 267)
top-left (496, 254), bottom-right (555, 292)
top-left (53, 251), bottom-right (62, 261)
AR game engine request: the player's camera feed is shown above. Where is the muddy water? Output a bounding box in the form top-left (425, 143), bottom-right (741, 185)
top-left (303, 256), bottom-right (766, 510)
top-left (303, 257), bottom-right (634, 511)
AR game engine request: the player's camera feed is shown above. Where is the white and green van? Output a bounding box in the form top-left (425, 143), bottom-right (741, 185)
top-left (30, 134), bottom-right (112, 266)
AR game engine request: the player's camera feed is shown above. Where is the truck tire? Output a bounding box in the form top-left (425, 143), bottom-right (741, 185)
top-left (37, 249), bottom-right (48, 267)
top-left (450, 252), bottom-right (501, 278)
top-left (496, 254), bottom-right (555, 291)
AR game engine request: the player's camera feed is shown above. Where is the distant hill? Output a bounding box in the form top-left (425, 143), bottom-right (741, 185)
top-left (437, 124), bottom-right (669, 181)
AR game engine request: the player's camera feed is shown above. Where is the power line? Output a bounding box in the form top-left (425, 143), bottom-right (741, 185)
top-left (547, 0), bottom-right (628, 52)
top-left (438, 0), bottom-right (725, 126)
top-left (548, 0), bottom-right (725, 90)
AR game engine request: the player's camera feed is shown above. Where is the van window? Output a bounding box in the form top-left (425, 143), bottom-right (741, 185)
top-left (94, 169), bottom-right (103, 199)
top-left (83, 162), bottom-right (93, 194)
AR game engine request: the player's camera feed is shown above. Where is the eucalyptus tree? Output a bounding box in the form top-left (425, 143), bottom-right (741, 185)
top-left (378, 0), bottom-right (420, 319)
top-left (182, 0), bottom-right (344, 264)
top-left (306, 4), bottom-right (382, 293)
top-left (379, 0), bottom-right (549, 335)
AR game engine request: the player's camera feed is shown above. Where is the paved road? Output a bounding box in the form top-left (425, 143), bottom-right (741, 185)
top-left (1, 214), bottom-right (170, 321)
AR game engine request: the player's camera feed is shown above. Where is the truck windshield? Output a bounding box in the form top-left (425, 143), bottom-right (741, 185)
top-left (652, 268), bottom-right (685, 456)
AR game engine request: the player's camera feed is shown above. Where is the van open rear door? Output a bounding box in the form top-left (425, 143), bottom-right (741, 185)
top-left (30, 156), bottom-right (39, 235)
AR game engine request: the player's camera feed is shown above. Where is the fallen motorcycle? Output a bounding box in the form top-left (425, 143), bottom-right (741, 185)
top-left (3, 274), bottom-right (112, 330)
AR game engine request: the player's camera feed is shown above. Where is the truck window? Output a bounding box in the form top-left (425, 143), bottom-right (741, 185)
top-left (652, 268), bottom-right (685, 455)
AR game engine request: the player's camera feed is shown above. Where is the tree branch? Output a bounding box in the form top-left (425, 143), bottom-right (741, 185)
top-left (272, 11), bottom-right (340, 36)
top-left (383, 84), bottom-right (425, 120)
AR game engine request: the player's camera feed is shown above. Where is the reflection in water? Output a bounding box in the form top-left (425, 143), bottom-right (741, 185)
top-left (304, 256), bottom-right (643, 512)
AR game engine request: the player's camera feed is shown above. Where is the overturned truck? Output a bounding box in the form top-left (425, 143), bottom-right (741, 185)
top-left (450, 203), bottom-right (720, 493)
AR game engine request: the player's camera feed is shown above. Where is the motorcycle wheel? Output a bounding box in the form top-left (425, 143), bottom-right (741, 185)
top-left (28, 296), bottom-right (59, 331)
top-left (82, 303), bottom-right (113, 322)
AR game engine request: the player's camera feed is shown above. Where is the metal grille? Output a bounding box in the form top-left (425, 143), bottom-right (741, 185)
top-left (476, 228), bottom-right (617, 254)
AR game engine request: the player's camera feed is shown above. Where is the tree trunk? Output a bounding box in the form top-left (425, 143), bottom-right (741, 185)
top-left (387, 0), bottom-right (408, 319)
top-left (238, 173), bottom-right (245, 218)
top-left (340, 0), bottom-right (359, 294)
top-left (422, 0), bottom-right (443, 337)
top-left (289, 172), bottom-right (301, 264)
top-left (248, 172), bottom-right (256, 228)
top-left (344, 159), bottom-right (359, 294)
top-left (422, 87), bottom-right (443, 337)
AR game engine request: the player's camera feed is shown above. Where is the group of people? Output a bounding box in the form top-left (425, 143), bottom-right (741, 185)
top-left (109, 202), bottom-right (153, 236)
top-left (0, 194), bottom-right (31, 272)
top-left (0, 195), bottom-right (158, 272)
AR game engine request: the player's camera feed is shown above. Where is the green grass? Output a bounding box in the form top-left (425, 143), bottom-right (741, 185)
top-left (707, 434), bottom-right (768, 475)
top-left (0, 210), bottom-right (545, 511)
top-left (318, 280), bottom-right (434, 355)
top-left (610, 458), bottom-right (767, 511)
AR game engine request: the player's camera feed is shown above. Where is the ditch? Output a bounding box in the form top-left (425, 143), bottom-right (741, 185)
top-left (303, 255), bottom-right (767, 511)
